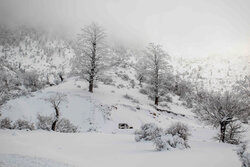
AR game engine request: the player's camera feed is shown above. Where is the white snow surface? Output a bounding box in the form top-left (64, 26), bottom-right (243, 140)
top-left (0, 130), bottom-right (241, 167)
top-left (0, 76), bottom-right (197, 132)
top-left (0, 68), bottom-right (248, 167)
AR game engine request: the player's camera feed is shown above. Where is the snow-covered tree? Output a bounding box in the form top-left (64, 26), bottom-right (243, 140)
top-left (0, 57), bottom-right (21, 107)
top-left (44, 93), bottom-right (68, 131)
top-left (142, 43), bottom-right (171, 105)
top-left (135, 57), bottom-right (148, 87)
top-left (234, 75), bottom-right (250, 100)
top-left (194, 91), bottom-right (250, 143)
top-left (22, 70), bottom-right (42, 91)
top-left (74, 23), bottom-right (106, 93)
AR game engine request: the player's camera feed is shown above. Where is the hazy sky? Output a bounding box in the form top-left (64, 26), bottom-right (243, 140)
top-left (0, 0), bottom-right (250, 59)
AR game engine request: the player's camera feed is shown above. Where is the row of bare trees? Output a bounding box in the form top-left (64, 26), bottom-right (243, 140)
top-left (62, 23), bottom-right (250, 142)
top-left (73, 23), bottom-right (172, 107)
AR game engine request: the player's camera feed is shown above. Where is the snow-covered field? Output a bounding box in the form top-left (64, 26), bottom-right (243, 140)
top-left (0, 76), bottom-right (248, 166)
top-left (0, 130), bottom-right (241, 167)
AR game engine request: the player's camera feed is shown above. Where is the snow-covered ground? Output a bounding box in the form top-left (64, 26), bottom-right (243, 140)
top-left (0, 75), bottom-right (248, 166)
top-left (0, 130), bottom-right (241, 167)
top-left (0, 75), bottom-right (197, 132)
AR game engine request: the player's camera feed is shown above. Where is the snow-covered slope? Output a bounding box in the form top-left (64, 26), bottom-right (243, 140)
top-left (0, 130), bottom-right (241, 167)
top-left (0, 29), bottom-right (249, 166)
top-left (0, 75), bottom-right (196, 133)
top-left (0, 65), bottom-right (248, 166)
top-left (172, 54), bottom-right (250, 91)
top-left (0, 33), bottom-right (74, 84)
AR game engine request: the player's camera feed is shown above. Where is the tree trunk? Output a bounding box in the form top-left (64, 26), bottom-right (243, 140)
top-left (220, 122), bottom-right (227, 143)
top-left (51, 106), bottom-right (59, 131)
top-left (88, 41), bottom-right (96, 93)
top-left (51, 120), bottom-right (58, 131)
top-left (89, 80), bottom-right (94, 93)
top-left (59, 74), bottom-right (64, 82)
top-left (155, 96), bottom-right (159, 105)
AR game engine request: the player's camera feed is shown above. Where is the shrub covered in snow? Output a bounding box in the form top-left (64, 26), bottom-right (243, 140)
top-left (139, 88), bottom-right (148, 95)
top-left (22, 71), bottom-right (43, 91)
top-left (159, 102), bottom-right (169, 108)
top-left (214, 122), bottom-right (245, 145)
top-left (130, 79), bottom-right (135, 88)
top-left (165, 122), bottom-right (190, 141)
top-left (135, 123), bottom-right (190, 151)
top-left (56, 118), bottom-right (78, 133)
top-left (99, 76), bottom-right (114, 85)
top-left (0, 117), bottom-right (13, 129)
top-left (117, 73), bottom-right (130, 81)
top-left (224, 122), bottom-right (245, 145)
top-left (123, 94), bottom-right (139, 103)
top-left (36, 114), bottom-right (54, 131)
top-left (153, 134), bottom-right (190, 151)
top-left (237, 144), bottom-right (250, 167)
top-left (162, 94), bottom-right (173, 103)
top-left (152, 122), bottom-right (190, 151)
top-left (135, 123), bottom-right (163, 142)
top-left (37, 115), bottom-right (78, 133)
top-left (117, 84), bottom-right (125, 89)
top-left (13, 119), bottom-right (35, 130)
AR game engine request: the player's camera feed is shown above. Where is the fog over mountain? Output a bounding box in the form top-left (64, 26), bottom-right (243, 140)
top-left (1, 0), bottom-right (250, 58)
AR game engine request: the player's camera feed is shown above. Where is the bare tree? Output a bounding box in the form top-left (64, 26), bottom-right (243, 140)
top-left (44, 93), bottom-right (67, 131)
top-left (195, 91), bottom-right (250, 143)
top-left (74, 23), bottom-right (106, 93)
top-left (143, 43), bottom-right (171, 105)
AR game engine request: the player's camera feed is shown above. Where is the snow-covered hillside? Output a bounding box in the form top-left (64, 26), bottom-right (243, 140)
top-left (0, 63), bottom-right (248, 166)
top-left (172, 54), bottom-right (250, 91)
top-left (0, 27), bottom-right (249, 167)
top-left (0, 71), bottom-right (197, 132)
top-left (0, 35), bottom-right (74, 83)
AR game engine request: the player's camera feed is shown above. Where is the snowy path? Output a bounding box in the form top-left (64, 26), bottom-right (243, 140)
top-left (0, 130), bottom-right (240, 167)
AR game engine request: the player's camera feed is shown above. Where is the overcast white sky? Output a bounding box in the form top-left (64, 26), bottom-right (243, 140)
top-left (0, 0), bottom-right (250, 59)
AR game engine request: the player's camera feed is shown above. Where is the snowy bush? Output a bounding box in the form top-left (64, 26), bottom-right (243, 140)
top-left (99, 76), bottom-right (114, 85)
top-left (182, 95), bottom-right (194, 108)
top-left (117, 84), bottom-right (125, 89)
top-left (162, 95), bottom-right (173, 103)
top-left (123, 94), bottom-right (139, 103)
top-left (139, 88), bottom-right (148, 95)
top-left (13, 119), bottom-right (35, 130)
top-left (56, 118), bottom-right (78, 133)
top-left (36, 114), bottom-right (54, 131)
top-left (214, 122), bottom-right (245, 145)
top-left (153, 134), bottom-right (190, 151)
top-left (135, 123), bottom-right (163, 142)
top-left (22, 71), bottom-right (44, 91)
top-left (37, 115), bottom-right (78, 133)
top-left (130, 79), bottom-right (135, 88)
top-left (117, 73), bottom-right (130, 81)
top-left (237, 144), bottom-right (250, 167)
top-left (159, 102), bottom-right (169, 108)
top-left (165, 122), bottom-right (190, 141)
top-left (225, 122), bottom-right (245, 145)
top-left (0, 118), bottom-right (13, 129)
